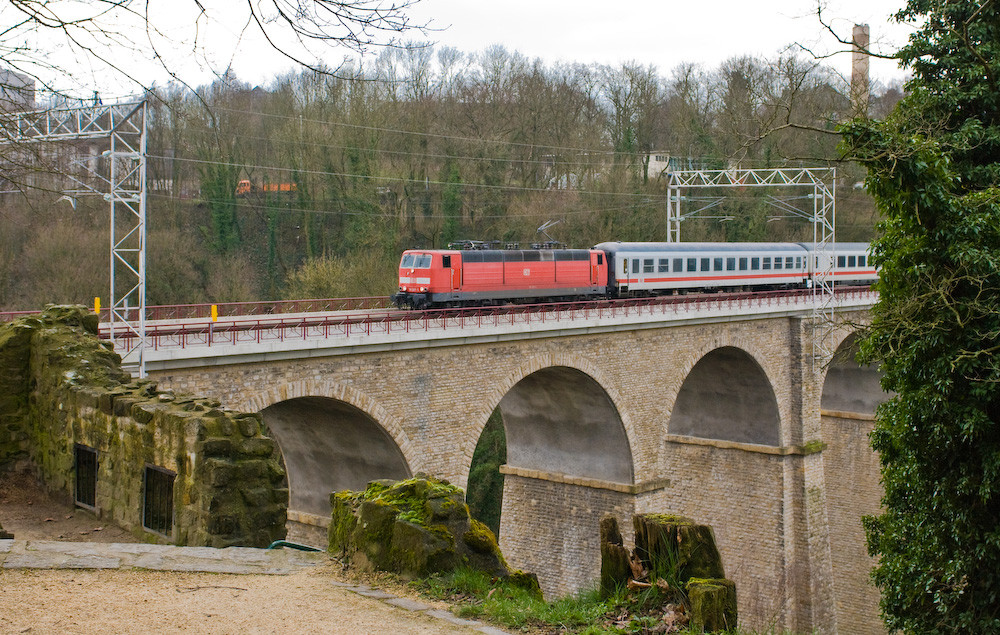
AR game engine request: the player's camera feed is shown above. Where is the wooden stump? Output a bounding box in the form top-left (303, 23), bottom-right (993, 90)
top-left (599, 515), bottom-right (631, 598)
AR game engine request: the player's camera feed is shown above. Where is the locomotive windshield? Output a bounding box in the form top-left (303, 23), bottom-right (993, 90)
top-left (400, 253), bottom-right (433, 269)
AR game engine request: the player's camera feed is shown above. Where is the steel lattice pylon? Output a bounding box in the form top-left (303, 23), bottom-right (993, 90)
top-left (2, 101), bottom-right (148, 376)
top-left (666, 167), bottom-right (837, 361)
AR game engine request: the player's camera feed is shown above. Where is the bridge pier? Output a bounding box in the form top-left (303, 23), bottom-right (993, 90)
top-left (497, 467), bottom-right (656, 598)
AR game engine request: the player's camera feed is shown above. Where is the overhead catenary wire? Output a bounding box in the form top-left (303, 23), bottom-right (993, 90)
top-left (146, 192), bottom-right (666, 220)
top-left (149, 154), bottom-right (673, 200)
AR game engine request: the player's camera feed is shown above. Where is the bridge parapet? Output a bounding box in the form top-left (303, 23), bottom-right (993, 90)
top-left (135, 289), bottom-right (876, 371)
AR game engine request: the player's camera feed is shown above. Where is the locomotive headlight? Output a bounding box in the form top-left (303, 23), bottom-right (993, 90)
top-left (419, 286), bottom-right (428, 292)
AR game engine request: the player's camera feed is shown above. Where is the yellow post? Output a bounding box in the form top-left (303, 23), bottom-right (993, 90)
top-left (211, 304), bottom-right (218, 322)
top-left (94, 297), bottom-right (100, 315)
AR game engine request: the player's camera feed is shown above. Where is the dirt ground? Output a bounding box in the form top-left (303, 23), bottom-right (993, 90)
top-left (0, 471), bottom-right (485, 634)
top-left (0, 471), bottom-right (135, 543)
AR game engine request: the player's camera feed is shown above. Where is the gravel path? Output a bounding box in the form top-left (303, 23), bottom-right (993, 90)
top-left (0, 564), bottom-right (494, 634)
top-left (0, 471), bottom-right (505, 634)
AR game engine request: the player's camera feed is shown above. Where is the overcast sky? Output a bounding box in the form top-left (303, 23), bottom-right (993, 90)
top-left (27, 0), bottom-right (914, 99)
top-left (402, 0), bottom-right (912, 83)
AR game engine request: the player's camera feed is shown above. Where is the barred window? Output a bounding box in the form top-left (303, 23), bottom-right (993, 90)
top-left (143, 465), bottom-right (175, 536)
top-left (74, 444), bottom-right (97, 509)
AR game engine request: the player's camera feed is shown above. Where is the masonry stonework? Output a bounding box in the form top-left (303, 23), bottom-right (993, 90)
top-left (499, 471), bottom-right (635, 597)
top-left (149, 310), bottom-right (883, 633)
top-left (821, 413), bottom-right (884, 633)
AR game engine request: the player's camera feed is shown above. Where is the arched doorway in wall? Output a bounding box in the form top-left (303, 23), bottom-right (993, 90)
top-left (671, 346), bottom-right (781, 445)
top-left (261, 396), bottom-right (410, 543)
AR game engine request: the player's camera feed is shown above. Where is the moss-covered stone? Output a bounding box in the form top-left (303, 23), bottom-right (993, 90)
top-left (329, 476), bottom-right (519, 581)
top-left (390, 518), bottom-right (459, 577)
top-left (507, 570), bottom-right (544, 600)
top-left (686, 577), bottom-right (738, 632)
top-left (464, 518), bottom-right (499, 554)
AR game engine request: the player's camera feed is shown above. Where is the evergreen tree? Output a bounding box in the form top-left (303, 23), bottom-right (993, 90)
top-left (842, 1), bottom-right (1000, 631)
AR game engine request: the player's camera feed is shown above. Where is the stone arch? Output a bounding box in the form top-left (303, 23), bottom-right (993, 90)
top-left (670, 346), bottom-right (781, 445)
top-left (463, 353), bottom-right (636, 486)
top-left (462, 354), bottom-right (636, 598)
top-left (229, 380), bottom-right (415, 517)
top-left (821, 332), bottom-right (889, 416)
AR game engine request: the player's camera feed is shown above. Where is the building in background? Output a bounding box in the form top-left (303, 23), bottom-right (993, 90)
top-left (0, 69), bottom-right (35, 112)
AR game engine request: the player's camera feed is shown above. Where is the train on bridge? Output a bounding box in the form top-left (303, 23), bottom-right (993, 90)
top-left (391, 241), bottom-right (876, 309)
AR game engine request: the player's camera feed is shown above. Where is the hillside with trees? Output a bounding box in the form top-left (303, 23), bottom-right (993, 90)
top-left (1, 46), bottom-right (899, 310)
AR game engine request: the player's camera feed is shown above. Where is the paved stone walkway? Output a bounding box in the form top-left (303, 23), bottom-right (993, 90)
top-left (0, 539), bottom-right (328, 573)
top-left (0, 540), bottom-right (510, 634)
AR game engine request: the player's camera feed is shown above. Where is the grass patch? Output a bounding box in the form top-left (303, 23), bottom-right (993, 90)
top-left (412, 566), bottom-right (708, 634)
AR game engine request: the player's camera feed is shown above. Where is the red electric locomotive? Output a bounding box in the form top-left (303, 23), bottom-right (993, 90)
top-left (391, 247), bottom-right (608, 309)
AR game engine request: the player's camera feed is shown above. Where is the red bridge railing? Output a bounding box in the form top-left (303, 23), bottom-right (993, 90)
top-left (0, 297), bottom-right (394, 324)
top-left (143, 296), bottom-right (394, 320)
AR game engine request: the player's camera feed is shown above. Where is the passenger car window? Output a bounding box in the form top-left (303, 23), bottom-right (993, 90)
top-left (727, 258), bottom-right (736, 271)
top-left (739, 258), bottom-right (747, 270)
top-left (713, 258), bottom-right (722, 271)
top-left (633, 259), bottom-right (640, 274)
top-left (701, 258), bottom-right (710, 271)
top-left (674, 258), bottom-right (684, 272)
top-left (658, 259), bottom-right (669, 273)
top-left (687, 258), bottom-right (697, 272)
top-left (643, 259), bottom-right (654, 273)
top-left (751, 258), bottom-right (760, 270)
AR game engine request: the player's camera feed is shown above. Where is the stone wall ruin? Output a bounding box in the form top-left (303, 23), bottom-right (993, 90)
top-left (0, 306), bottom-right (288, 547)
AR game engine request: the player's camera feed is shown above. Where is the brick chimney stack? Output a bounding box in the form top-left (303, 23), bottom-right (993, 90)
top-left (851, 24), bottom-right (871, 117)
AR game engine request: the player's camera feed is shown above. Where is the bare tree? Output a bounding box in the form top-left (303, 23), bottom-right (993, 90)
top-left (1, 0), bottom-right (429, 100)
top-left (601, 61), bottom-right (662, 182)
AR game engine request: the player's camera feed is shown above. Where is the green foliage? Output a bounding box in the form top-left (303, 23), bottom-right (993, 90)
top-left (842, 1), bottom-right (1000, 631)
top-left (440, 159), bottom-right (463, 247)
top-left (198, 160), bottom-right (243, 254)
top-left (466, 408), bottom-right (506, 536)
top-left (283, 252), bottom-right (398, 299)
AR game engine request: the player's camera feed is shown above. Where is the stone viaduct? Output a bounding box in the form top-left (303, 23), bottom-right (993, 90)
top-left (143, 293), bottom-right (885, 634)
